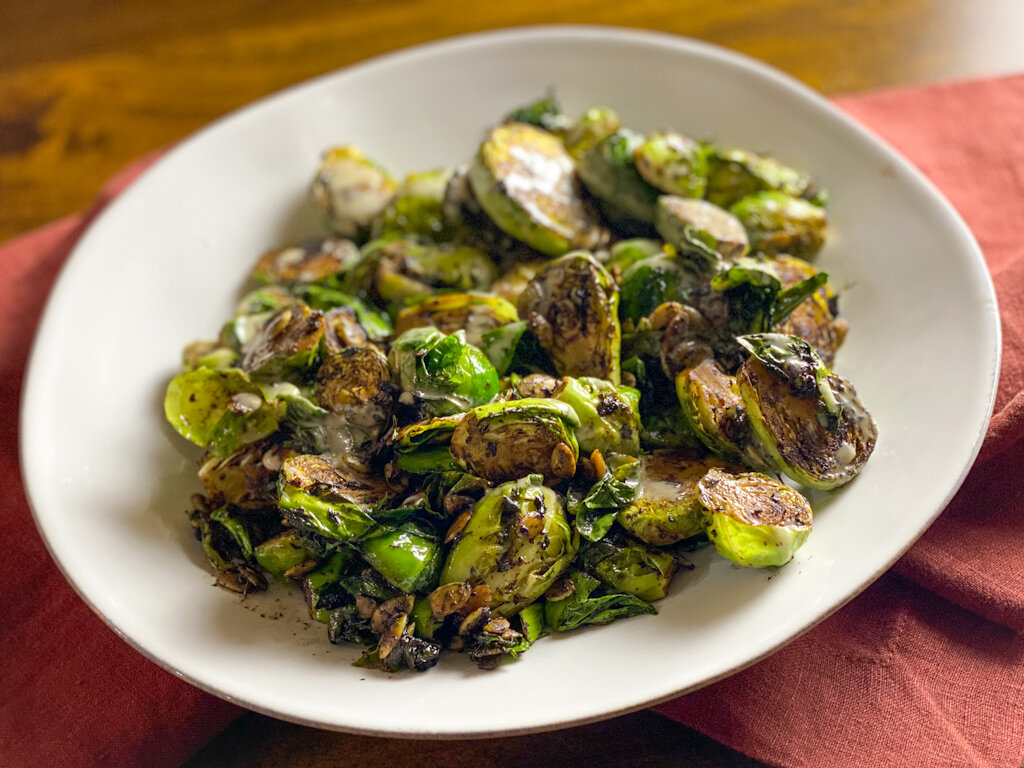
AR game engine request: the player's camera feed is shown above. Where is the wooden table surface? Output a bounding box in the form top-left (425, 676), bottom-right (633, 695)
top-left (4, 2), bottom-right (1024, 766)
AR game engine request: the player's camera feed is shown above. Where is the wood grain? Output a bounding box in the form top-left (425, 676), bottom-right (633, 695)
top-left (4, 2), bottom-right (1024, 767)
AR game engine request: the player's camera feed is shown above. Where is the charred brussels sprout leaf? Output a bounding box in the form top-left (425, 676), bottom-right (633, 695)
top-left (164, 368), bottom-right (284, 456)
top-left (372, 168), bottom-right (455, 242)
top-left (737, 334), bottom-right (878, 489)
top-left (441, 475), bottom-right (578, 616)
top-left (569, 454), bottom-right (641, 542)
top-left (327, 604), bottom-right (377, 647)
top-left (563, 106), bottom-right (621, 158)
top-left (617, 251), bottom-right (703, 324)
top-left (581, 535), bottom-right (678, 602)
top-left (254, 530), bottom-right (320, 580)
top-left (516, 251), bottom-right (621, 383)
top-left (361, 521), bottom-right (442, 593)
top-left (544, 570), bottom-right (656, 632)
top-left (470, 122), bottom-right (606, 256)
top-left (388, 327), bottom-right (500, 418)
top-left (392, 415), bottom-right (464, 474)
top-left (698, 467), bottom-right (812, 567)
top-left (450, 398), bottom-right (580, 485)
top-left (478, 320), bottom-right (555, 377)
top-left (504, 94), bottom-right (571, 133)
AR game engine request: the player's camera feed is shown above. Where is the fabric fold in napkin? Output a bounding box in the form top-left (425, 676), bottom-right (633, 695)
top-left (3, 75), bottom-right (1024, 768)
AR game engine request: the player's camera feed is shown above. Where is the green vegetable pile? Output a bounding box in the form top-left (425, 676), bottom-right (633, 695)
top-left (164, 95), bottom-right (878, 672)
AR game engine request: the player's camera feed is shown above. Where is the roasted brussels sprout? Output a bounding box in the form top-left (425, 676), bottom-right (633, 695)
top-left (240, 304), bottom-right (325, 381)
top-left (251, 238), bottom-right (360, 286)
top-left (705, 147), bottom-right (824, 209)
top-left (730, 191), bottom-right (827, 259)
top-left (648, 301), bottom-right (717, 378)
top-left (675, 357), bottom-right (753, 463)
top-left (478, 320), bottom-right (555, 377)
top-left (394, 293), bottom-right (518, 347)
top-left (569, 452), bottom-right (641, 541)
top-left (698, 467), bottom-right (812, 567)
top-left (576, 129), bottom-right (661, 229)
top-left (344, 238), bottom-right (499, 309)
top-left (197, 439), bottom-right (296, 510)
top-left (554, 376), bottom-right (641, 457)
top-left (736, 334), bottom-right (877, 489)
top-left (654, 196), bottom-right (749, 266)
top-left (388, 327), bottom-right (499, 419)
top-left (634, 131), bottom-right (710, 199)
top-left (297, 287), bottom-right (393, 344)
top-left (766, 255), bottom-right (847, 365)
top-left (504, 94), bottom-right (571, 133)
top-left (469, 122), bottom-right (607, 256)
top-left (164, 368), bottom-right (284, 456)
top-left (617, 451), bottom-right (737, 546)
top-left (316, 347), bottom-right (394, 459)
top-left (441, 475), bottom-right (578, 616)
top-left (311, 145), bottom-right (397, 240)
top-left (450, 398), bottom-right (580, 484)
top-left (488, 260), bottom-right (546, 306)
top-left (277, 455), bottom-right (390, 542)
top-left (563, 105), bottom-right (621, 158)
top-left (516, 251), bottom-right (621, 383)
top-left (372, 168), bottom-right (454, 242)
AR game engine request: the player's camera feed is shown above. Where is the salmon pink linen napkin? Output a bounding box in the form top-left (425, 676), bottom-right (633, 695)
top-left (3, 75), bottom-right (1024, 768)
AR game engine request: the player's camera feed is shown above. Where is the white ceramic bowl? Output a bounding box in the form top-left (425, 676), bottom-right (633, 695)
top-left (21, 26), bottom-right (998, 737)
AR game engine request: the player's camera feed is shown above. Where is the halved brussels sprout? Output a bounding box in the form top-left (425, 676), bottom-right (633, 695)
top-left (164, 368), bottom-right (284, 456)
top-left (648, 301), bottom-right (717, 378)
top-left (730, 191), bottom-right (827, 259)
top-left (516, 251), bottom-right (621, 383)
top-left (311, 145), bottom-right (397, 240)
top-left (394, 293), bottom-right (518, 348)
top-left (371, 168), bottom-right (454, 242)
top-left (705, 147), bottom-right (824, 209)
top-left (617, 451), bottom-right (738, 546)
top-left (736, 334), bottom-right (877, 489)
top-left (469, 122), bottom-right (607, 256)
top-left (388, 327), bottom-right (500, 419)
top-left (766, 255), bottom-right (847, 365)
top-left (581, 535), bottom-right (678, 602)
top-left (240, 304), bottom-right (325, 381)
top-left (251, 238), bottom-right (360, 286)
top-left (554, 376), bottom-right (642, 457)
top-left (576, 129), bottom-right (661, 228)
top-left (343, 238), bottom-right (499, 309)
top-left (197, 439), bottom-right (296, 510)
top-left (654, 196), bottom-right (749, 266)
top-left (315, 347), bottom-right (394, 458)
top-left (297, 286), bottom-right (393, 343)
top-left (605, 238), bottom-right (664, 275)
top-left (450, 398), bottom-right (580, 484)
top-left (563, 105), bottom-right (621, 158)
top-left (675, 357), bottom-right (752, 463)
top-left (277, 454), bottom-right (390, 542)
top-left (634, 131), bottom-right (710, 199)
top-left (182, 340), bottom-right (238, 372)
top-left (698, 467), bottom-right (812, 567)
top-left (441, 475), bottom-right (578, 616)
top-left (488, 260), bottom-right (546, 307)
